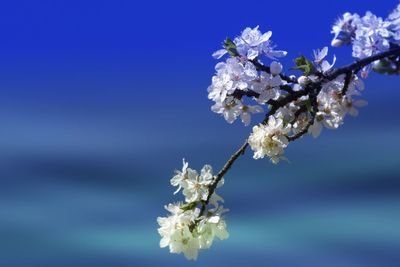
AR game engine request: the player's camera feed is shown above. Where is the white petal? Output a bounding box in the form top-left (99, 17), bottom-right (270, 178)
top-left (354, 99), bottom-right (368, 107)
top-left (160, 237), bottom-right (170, 248)
top-left (212, 49), bottom-right (227, 59)
top-left (208, 216), bottom-right (220, 224)
top-left (320, 47), bottom-right (328, 59)
top-left (258, 31), bottom-right (272, 44)
top-left (349, 107), bottom-right (359, 117)
top-left (247, 49), bottom-right (259, 60)
top-left (266, 50), bottom-right (287, 59)
top-left (250, 105), bottom-right (263, 113)
top-left (309, 122), bottom-right (322, 138)
top-left (241, 112), bottom-right (251, 126)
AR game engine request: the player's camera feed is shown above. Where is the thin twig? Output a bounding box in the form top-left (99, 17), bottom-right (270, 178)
top-left (199, 140), bottom-right (249, 216)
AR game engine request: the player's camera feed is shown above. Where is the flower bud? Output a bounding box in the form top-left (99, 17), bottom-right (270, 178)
top-left (331, 38), bottom-right (343, 47)
top-left (270, 61), bottom-right (283, 75)
top-left (297, 76), bottom-right (310, 86)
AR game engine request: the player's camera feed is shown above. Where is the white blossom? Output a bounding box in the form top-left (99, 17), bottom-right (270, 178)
top-left (352, 12), bottom-right (390, 60)
top-left (275, 105), bottom-right (296, 123)
top-left (197, 213), bottom-right (229, 249)
top-left (182, 165), bottom-right (214, 203)
top-left (208, 58), bottom-right (256, 102)
top-left (157, 203), bottom-right (200, 260)
top-left (170, 159), bottom-right (191, 194)
top-left (248, 116), bottom-right (291, 163)
top-left (233, 26), bottom-right (287, 60)
top-left (159, 160), bottom-right (229, 260)
top-left (331, 10), bottom-right (393, 77)
top-left (387, 4), bottom-right (400, 42)
top-left (308, 90), bottom-right (344, 138)
top-left (340, 98), bottom-right (368, 117)
top-left (331, 12), bottom-right (360, 47)
top-left (238, 103), bottom-right (263, 126)
top-left (252, 72), bottom-right (283, 104)
top-left (313, 47), bottom-right (336, 73)
top-left (211, 98), bottom-right (240, 123)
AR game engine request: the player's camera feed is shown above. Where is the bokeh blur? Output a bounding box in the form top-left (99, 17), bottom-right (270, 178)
top-left (0, 1), bottom-right (400, 266)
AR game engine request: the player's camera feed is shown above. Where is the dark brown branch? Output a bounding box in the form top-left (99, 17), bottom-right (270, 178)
top-left (287, 117), bottom-right (314, 141)
top-left (287, 91), bottom-right (319, 141)
top-left (231, 89), bottom-right (260, 99)
top-left (341, 71), bottom-right (353, 95)
top-left (199, 139), bottom-right (249, 217)
top-left (231, 85), bottom-right (295, 101)
top-left (327, 46), bottom-right (400, 80)
top-left (263, 89), bottom-right (309, 123)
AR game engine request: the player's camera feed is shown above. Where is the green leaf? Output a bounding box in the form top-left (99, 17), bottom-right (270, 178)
top-left (291, 55), bottom-right (315, 75)
top-left (180, 202), bottom-right (197, 211)
top-left (223, 38), bottom-right (239, 57)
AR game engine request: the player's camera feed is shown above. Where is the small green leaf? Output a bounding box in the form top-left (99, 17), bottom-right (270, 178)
top-left (291, 55), bottom-right (315, 75)
top-left (180, 202), bottom-right (197, 211)
top-left (223, 38), bottom-right (239, 57)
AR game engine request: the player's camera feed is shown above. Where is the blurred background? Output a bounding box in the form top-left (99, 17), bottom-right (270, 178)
top-left (0, 0), bottom-right (400, 266)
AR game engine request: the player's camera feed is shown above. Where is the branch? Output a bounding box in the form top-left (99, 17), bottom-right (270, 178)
top-left (287, 96), bottom-right (318, 141)
top-left (341, 71), bottom-right (353, 95)
top-left (199, 46), bottom-right (400, 219)
top-left (327, 47), bottom-right (400, 80)
top-left (263, 89), bottom-right (309, 123)
top-left (199, 139), bottom-right (249, 217)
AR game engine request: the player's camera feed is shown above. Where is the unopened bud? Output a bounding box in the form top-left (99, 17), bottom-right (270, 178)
top-left (298, 76), bottom-right (310, 86)
top-left (331, 38), bottom-right (343, 47)
top-left (270, 61), bottom-right (283, 75)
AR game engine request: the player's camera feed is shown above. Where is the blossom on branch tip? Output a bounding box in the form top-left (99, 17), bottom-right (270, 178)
top-left (157, 203), bottom-right (200, 260)
top-left (159, 161), bottom-right (229, 260)
top-left (212, 26), bottom-right (287, 61)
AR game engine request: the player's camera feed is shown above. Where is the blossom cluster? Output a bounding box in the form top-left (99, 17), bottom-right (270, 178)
top-left (157, 160), bottom-right (228, 260)
top-left (208, 26), bottom-right (287, 126)
top-left (208, 26), bottom-right (370, 163)
top-left (207, 26), bottom-right (371, 164)
top-left (332, 4), bottom-right (400, 76)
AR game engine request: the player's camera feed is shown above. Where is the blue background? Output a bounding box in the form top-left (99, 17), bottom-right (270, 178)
top-left (0, 1), bottom-right (400, 266)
